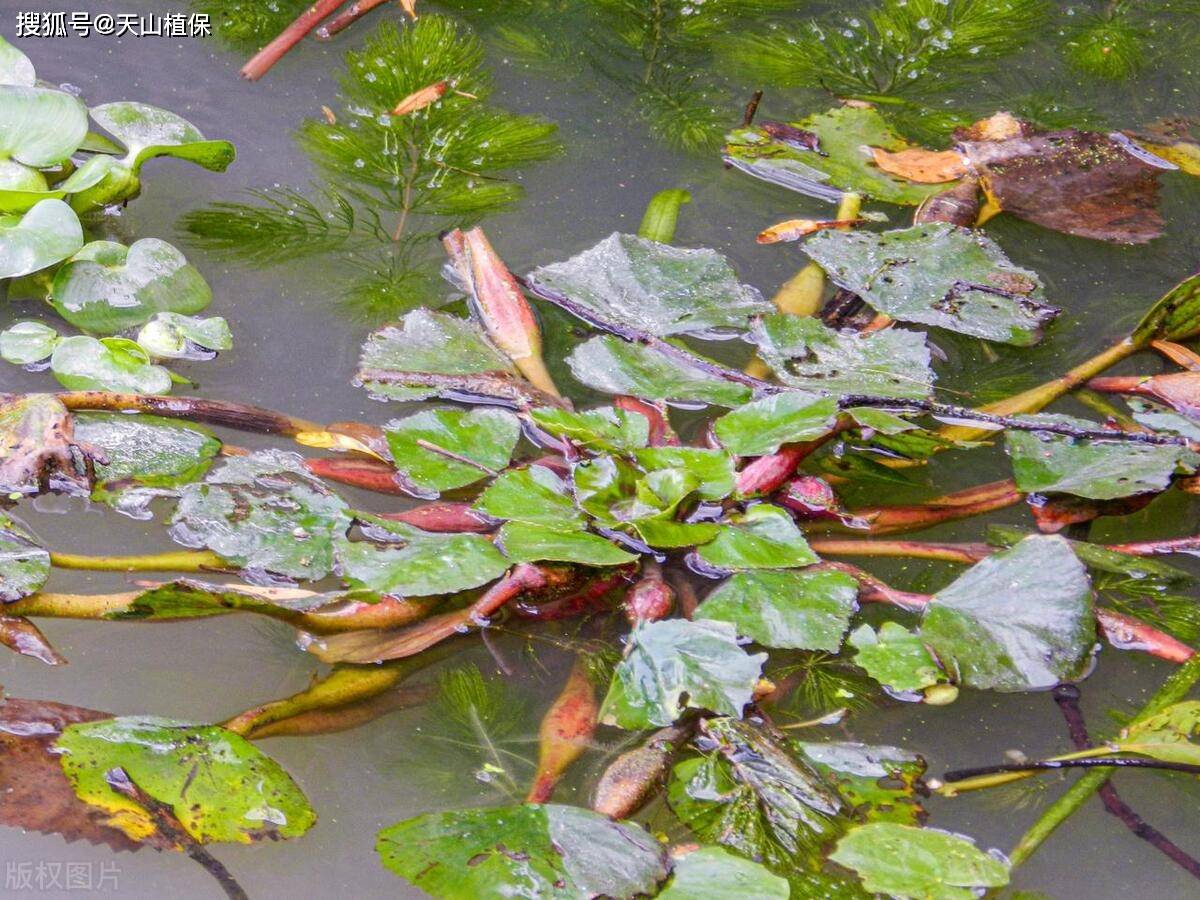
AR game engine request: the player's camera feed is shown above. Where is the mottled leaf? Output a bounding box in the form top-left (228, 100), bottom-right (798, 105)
top-left (795, 741), bottom-right (927, 826)
top-left (696, 569), bottom-right (859, 651)
top-left (0, 393), bottom-right (94, 495)
top-left (1116, 701), bottom-right (1200, 765)
top-left (376, 803), bottom-right (668, 899)
top-left (920, 535), bottom-right (1095, 691)
top-left (600, 619), bottom-right (766, 728)
top-left (750, 314), bottom-right (934, 400)
top-left (804, 223), bottom-right (1056, 346)
top-left (527, 232), bottom-right (770, 337)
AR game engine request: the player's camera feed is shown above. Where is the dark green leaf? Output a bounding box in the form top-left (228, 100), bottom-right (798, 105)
top-left (920, 535), bottom-right (1094, 691)
top-left (696, 569), bottom-right (859, 651)
top-left (376, 803), bottom-right (668, 899)
top-left (804, 223), bottom-right (1056, 346)
top-left (528, 405), bottom-right (650, 451)
top-left (474, 465), bottom-right (584, 527)
top-left (498, 522), bottom-right (637, 566)
top-left (600, 619), bottom-right (766, 728)
top-left (696, 505), bottom-right (819, 572)
top-left (848, 623), bottom-right (946, 693)
top-left (714, 393), bottom-right (839, 456)
top-left (384, 407), bottom-right (520, 493)
top-left (338, 527), bottom-right (508, 596)
top-left (633, 447), bottom-right (736, 500)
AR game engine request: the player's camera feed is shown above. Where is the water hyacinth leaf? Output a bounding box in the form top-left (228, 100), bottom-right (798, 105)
top-left (668, 718), bottom-right (845, 869)
top-left (358, 308), bottom-right (543, 404)
top-left (171, 451), bottom-right (352, 580)
top-left (723, 107), bottom-right (948, 205)
top-left (338, 529), bottom-right (508, 596)
top-left (848, 623), bottom-right (946, 693)
top-left (695, 569), bottom-right (859, 651)
top-left (796, 741), bottom-right (928, 826)
top-left (920, 535), bottom-right (1095, 691)
top-left (659, 846), bottom-right (789, 900)
top-left (498, 522), bottom-right (637, 566)
top-left (1115, 701), bottom-right (1200, 765)
top-left (528, 405), bottom-right (650, 451)
top-left (959, 126), bottom-right (1165, 244)
top-left (696, 505), bottom-right (819, 572)
top-left (0, 199), bottom-right (83, 278)
top-left (1005, 414), bottom-right (1194, 500)
top-left (0, 37), bottom-right (35, 86)
top-left (89, 101), bottom-right (235, 172)
top-left (383, 407), bottom-right (520, 493)
top-left (55, 716), bottom-right (315, 844)
top-left (0, 86), bottom-right (87, 166)
top-left (803, 223), bottom-right (1056, 346)
top-left (750, 314), bottom-right (934, 400)
top-left (50, 336), bottom-right (173, 394)
top-left (599, 619), bottom-right (766, 729)
top-left (0, 155), bottom-right (119, 214)
top-left (829, 823), bottom-right (1009, 900)
top-left (526, 232), bottom-right (770, 337)
top-left (566, 335), bottom-right (751, 407)
top-left (73, 412), bottom-right (221, 507)
top-left (633, 447), bottom-right (736, 500)
top-left (0, 158), bottom-right (46, 192)
top-left (137, 312), bottom-right (232, 358)
top-left (474, 465), bottom-right (584, 527)
top-left (0, 514), bottom-right (50, 602)
top-left (714, 393), bottom-right (839, 456)
top-left (0, 320), bottom-right (59, 365)
top-left (376, 803), bottom-right (669, 899)
top-left (50, 238), bottom-right (212, 334)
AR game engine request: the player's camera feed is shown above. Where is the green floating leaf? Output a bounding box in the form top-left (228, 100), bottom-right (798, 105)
top-left (0, 513), bottom-right (50, 602)
top-left (56, 716), bottom-right (315, 844)
top-left (338, 527), bottom-right (508, 597)
top-left (600, 619), bottom-right (766, 729)
top-left (0, 199), bottom-right (83, 278)
top-left (0, 155), bottom-right (119, 214)
top-left (920, 535), bottom-right (1095, 691)
top-left (528, 405), bottom-right (650, 451)
top-left (849, 623), bottom-right (946, 693)
top-left (0, 85), bottom-right (87, 167)
top-left (987, 524), bottom-right (1195, 587)
top-left (50, 336), bottom-right (172, 394)
top-left (0, 36), bottom-right (35, 86)
top-left (796, 741), bottom-right (928, 826)
top-left (89, 101), bottom-right (235, 172)
top-left (136, 312), bottom-right (232, 357)
top-left (751, 314), bottom-right (934, 400)
top-left (633, 447), bottom-right (736, 500)
top-left (376, 803), bottom-right (668, 899)
top-left (498, 521), bottom-right (636, 566)
top-left (1005, 413), bottom-right (1194, 500)
top-left (73, 412), bottom-right (221, 512)
top-left (0, 320), bottom-right (59, 365)
top-left (1116, 700), bottom-right (1200, 765)
top-left (659, 846), bottom-right (789, 900)
top-left (566, 334), bottom-right (750, 407)
top-left (723, 107), bottom-right (947, 205)
top-left (474, 465), bottom-right (584, 527)
top-left (669, 717), bottom-right (845, 868)
top-left (696, 569), bottom-right (859, 651)
top-left (527, 232), bottom-right (770, 337)
top-left (384, 407), bottom-right (520, 494)
top-left (830, 823), bottom-right (1009, 900)
top-left (637, 188), bottom-right (692, 244)
top-left (696, 505), bottom-right (819, 572)
top-left (50, 238), bottom-right (212, 334)
top-left (171, 451), bottom-right (352, 580)
top-left (714, 392), bottom-right (839, 456)
top-left (804, 223), bottom-right (1056, 346)
top-left (359, 308), bottom-right (544, 405)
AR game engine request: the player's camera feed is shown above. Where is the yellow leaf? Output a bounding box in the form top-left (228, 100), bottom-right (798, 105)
top-left (870, 147), bottom-right (968, 184)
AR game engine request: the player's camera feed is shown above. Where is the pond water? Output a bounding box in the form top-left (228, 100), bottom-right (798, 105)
top-left (2, 1), bottom-right (1200, 897)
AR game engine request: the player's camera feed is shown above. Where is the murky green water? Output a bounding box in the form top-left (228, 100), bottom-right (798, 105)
top-left (3, 1), bottom-right (1200, 897)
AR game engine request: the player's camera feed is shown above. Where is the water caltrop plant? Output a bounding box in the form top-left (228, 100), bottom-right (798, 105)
top-left (9, 11), bottom-right (1200, 900)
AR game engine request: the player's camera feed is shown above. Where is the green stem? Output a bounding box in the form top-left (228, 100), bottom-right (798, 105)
top-left (49, 550), bottom-right (226, 572)
top-left (1009, 653), bottom-right (1200, 868)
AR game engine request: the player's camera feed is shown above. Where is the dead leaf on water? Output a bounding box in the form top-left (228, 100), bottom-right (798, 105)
top-left (756, 218), bottom-right (863, 244)
top-left (870, 147), bottom-right (968, 184)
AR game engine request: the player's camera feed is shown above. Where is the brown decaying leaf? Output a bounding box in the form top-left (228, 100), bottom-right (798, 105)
top-left (759, 120), bottom-right (822, 154)
top-left (0, 616), bottom-right (66, 665)
top-left (955, 111), bottom-right (1026, 143)
top-left (870, 147), bottom-right (968, 184)
top-left (914, 178), bottom-right (981, 227)
top-left (391, 80), bottom-right (448, 117)
top-left (0, 697), bottom-right (150, 852)
top-left (0, 394), bottom-right (103, 496)
top-left (1125, 117), bottom-right (1200, 177)
top-left (959, 127), bottom-right (1167, 244)
top-left (756, 218), bottom-right (863, 245)
top-left (592, 722), bottom-right (695, 819)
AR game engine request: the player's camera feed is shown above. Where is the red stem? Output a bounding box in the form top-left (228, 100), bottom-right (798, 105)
top-left (314, 0), bottom-right (390, 38)
top-left (613, 397), bottom-right (679, 446)
top-left (241, 0), bottom-right (347, 81)
top-left (376, 501), bottom-right (496, 533)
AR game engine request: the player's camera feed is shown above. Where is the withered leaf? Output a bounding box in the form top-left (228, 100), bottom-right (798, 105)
top-left (0, 615), bottom-right (65, 665)
top-left (0, 394), bottom-right (102, 496)
top-left (392, 81), bottom-right (447, 117)
top-left (870, 147), bottom-right (968, 184)
top-left (756, 218), bottom-right (861, 245)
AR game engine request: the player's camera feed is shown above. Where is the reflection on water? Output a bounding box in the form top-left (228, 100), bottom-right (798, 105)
top-left (3, 1), bottom-right (1200, 897)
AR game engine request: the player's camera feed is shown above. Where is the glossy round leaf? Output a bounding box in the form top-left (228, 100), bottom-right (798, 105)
top-left (0, 199), bottom-right (83, 278)
top-left (136, 312), bottom-right (232, 358)
top-left (50, 336), bottom-right (173, 394)
top-left (0, 37), bottom-right (35, 86)
top-left (0, 85), bottom-right (87, 167)
top-left (89, 101), bottom-right (235, 172)
top-left (0, 155), bottom-right (119, 214)
top-left (51, 238), bottom-right (212, 333)
top-left (0, 320), bottom-right (59, 365)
